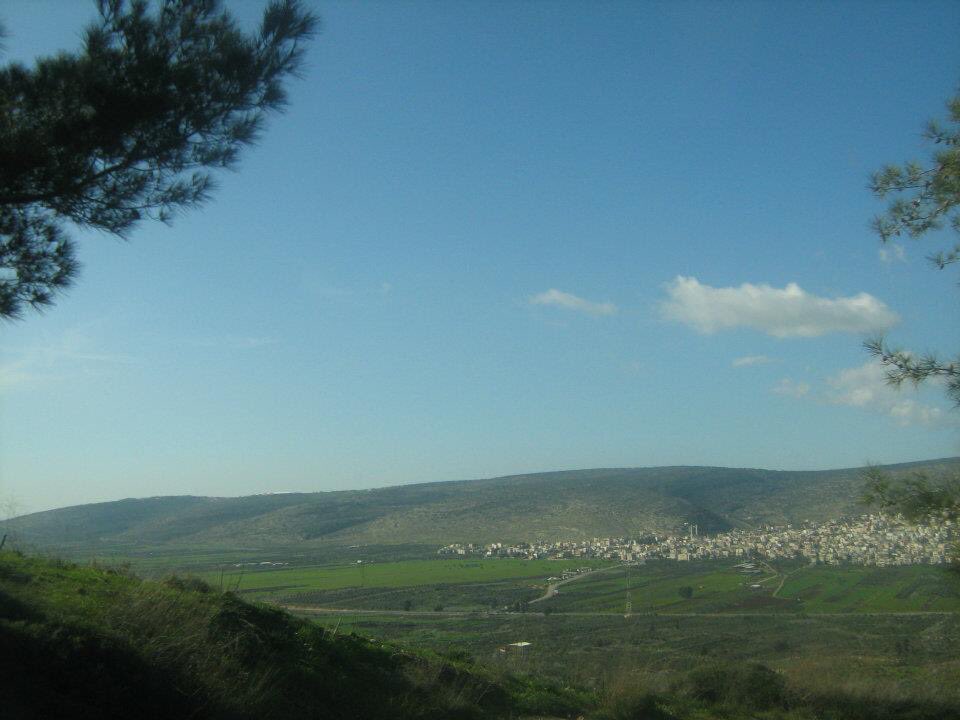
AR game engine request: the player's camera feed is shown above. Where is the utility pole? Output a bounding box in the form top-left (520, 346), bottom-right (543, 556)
top-left (624, 564), bottom-right (632, 617)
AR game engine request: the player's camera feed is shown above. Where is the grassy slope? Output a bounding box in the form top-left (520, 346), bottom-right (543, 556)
top-left (7, 458), bottom-right (959, 554)
top-left (4, 551), bottom-right (959, 720)
top-left (0, 551), bottom-right (590, 720)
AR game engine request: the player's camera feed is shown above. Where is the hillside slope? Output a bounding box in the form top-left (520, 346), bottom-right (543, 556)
top-left (4, 554), bottom-right (955, 720)
top-left (6, 458), bottom-right (958, 553)
top-left (0, 552), bottom-right (588, 720)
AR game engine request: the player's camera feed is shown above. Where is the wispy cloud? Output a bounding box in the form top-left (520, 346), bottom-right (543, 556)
top-left (530, 289), bottom-right (617, 317)
top-left (732, 355), bottom-right (773, 368)
top-left (826, 360), bottom-right (946, 427)
top-left (771, 378), bottom-right (810, 398)
top-left (0, 326), bottom-right (138, 391)
top-left (182, 335), bottom-right (278, 350)
top-left (660, 276), bottom-right (898, 338)
top-left (769, 360), bottom-right (950, 428)
top-left (878, 243), bottom-right (906, 264)
top-left (0, 358), bottom-right (36, 391)
top-left (305, 281), bottom-right (396, 300)
top-left (223, 336), bottom-right (277, 350)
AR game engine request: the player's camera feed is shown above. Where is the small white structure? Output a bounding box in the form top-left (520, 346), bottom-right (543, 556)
top-left (498, 641), bottom-right (532, 657)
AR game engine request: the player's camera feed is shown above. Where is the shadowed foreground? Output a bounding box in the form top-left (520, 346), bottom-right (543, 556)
top-left (2, 551), bottom-right (958, 720)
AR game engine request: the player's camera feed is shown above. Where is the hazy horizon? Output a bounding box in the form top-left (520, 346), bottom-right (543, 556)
top-left (2, 1), bottom-right (959, 516)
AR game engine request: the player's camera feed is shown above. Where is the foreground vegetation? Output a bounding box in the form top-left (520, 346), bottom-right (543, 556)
top-left (302, 610), bottom-right (960, 719)
top-left (0, 551), bottom-right (587, 719)
top-left (3, 549), bottom-right (959, 719)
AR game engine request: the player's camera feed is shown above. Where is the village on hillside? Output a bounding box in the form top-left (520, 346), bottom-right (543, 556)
top-left (438, 513), bottom-right (956, 566)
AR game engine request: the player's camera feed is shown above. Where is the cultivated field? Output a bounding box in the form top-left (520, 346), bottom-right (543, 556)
top-left (198, 558), bottom-right (612, 602)
top-left (179, 555), bottom-right (960, 614)
top-left (539, 560), bottom-right (960, 614)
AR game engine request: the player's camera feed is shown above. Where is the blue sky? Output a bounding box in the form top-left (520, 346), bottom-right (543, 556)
top-left (2, 1), bottom-right (959, 514)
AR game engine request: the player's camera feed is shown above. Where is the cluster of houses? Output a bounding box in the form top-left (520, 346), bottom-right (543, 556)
top-left (437, 513), bottom-right (956, 566)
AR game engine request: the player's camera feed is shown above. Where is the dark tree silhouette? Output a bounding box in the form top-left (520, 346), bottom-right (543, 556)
top-left (0, 0), bottom-right (317, 318)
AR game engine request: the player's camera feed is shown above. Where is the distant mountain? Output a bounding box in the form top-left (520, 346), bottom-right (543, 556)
top-left (5, 458), bottom-right (958, 553)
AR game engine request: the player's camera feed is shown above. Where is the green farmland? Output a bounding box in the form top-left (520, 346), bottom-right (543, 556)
top-left (774, 564), bottom-right (960, 612)
top-left (199, 558), bottom-right (612, 602)
top-left (540, 560), bottom-right (960, 614)
top-left (177, 554), bottom-right (960, 615)
top-left (199, 555), bottom-right (960, 614)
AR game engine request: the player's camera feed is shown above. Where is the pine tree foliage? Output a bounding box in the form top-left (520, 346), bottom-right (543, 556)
top-left (867, 91), bottom-right (960, 406)
top-left (0, 0), bottom-right (317, 318)
top-left (862, 466), bottom-right (960, 523)
top-left (863, 91), bottom-right (960, 530)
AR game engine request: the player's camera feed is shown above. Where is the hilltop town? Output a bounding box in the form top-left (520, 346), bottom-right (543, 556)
top-left (438, 513), bottom-right (956, 566)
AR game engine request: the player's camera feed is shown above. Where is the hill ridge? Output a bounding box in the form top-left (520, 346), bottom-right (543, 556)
top-left (5, 458), bottom-right (958, 552)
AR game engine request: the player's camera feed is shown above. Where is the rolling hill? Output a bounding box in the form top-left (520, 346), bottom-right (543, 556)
top-left (5, 458), bottom-right (958, 554)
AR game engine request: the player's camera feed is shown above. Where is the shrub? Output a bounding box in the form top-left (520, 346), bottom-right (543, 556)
top-left (678, 661), bottom-right (786, 710)
top-left (162, 575), bottom-right (212, 594)
top-left (596, 689), bottom-right (667, 720)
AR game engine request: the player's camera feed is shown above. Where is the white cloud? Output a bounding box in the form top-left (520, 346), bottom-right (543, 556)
top-left (772, 378), bottom-right (810, 398)
top-left (826, 360), bottom-right (946, 427)
top-left (531, 289), bottom-right (617, 317)
top-left (660, 276), bottom-right (898, 337)
top-left (732, 355), bottom-right (773, 368)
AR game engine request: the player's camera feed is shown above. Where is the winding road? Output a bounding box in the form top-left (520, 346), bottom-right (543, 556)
top-left (528, 563), bottom-right (632, 604)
